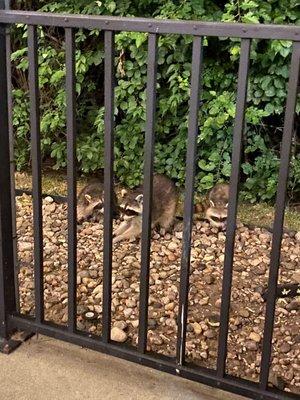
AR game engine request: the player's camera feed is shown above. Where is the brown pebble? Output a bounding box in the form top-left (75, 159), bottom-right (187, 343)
top-left (280, 343), bottom-right (291, 354)
top-left (245, 340), bottom-right (258, 351)
top-left (203, 275), bottom-right (215, 285)
top-left (239, 308), bottom-right (250, 318)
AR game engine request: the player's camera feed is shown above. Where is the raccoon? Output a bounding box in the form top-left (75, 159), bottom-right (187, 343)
top-left (77, 179), bottom-right (118, 223)
top-left (113, 174), bottom-right (178, 243)
top-left (196, 183), bottom-right (229, 230)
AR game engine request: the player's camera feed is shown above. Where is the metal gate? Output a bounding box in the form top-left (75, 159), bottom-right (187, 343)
top-left (0, 2), bottom-right (299, 399)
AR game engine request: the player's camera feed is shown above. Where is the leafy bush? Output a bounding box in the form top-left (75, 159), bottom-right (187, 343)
top-left (10, 0), bottom-right (300, 202)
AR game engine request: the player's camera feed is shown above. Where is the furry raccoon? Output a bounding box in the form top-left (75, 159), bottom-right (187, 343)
top-left (77, 179), bottom-right (118, 223)
top-left (113, 174), bottom-right (178, 243)
top-left (196, 183), bottom-right (229, 230)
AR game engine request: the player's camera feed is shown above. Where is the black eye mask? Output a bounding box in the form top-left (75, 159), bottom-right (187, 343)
top-left (123, 208), bottom-right (139, 216)
top-left (210, 216), bottom-right (227, 223)
top-left (94, 202), bottom-right (103, 210)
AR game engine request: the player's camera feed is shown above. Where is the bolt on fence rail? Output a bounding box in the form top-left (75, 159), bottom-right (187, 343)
top-left (0, 6), bottom-right (299, 400)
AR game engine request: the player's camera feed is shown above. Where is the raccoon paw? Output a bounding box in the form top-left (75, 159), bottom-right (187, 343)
top-left (159, 228), bottom-right (166, 236)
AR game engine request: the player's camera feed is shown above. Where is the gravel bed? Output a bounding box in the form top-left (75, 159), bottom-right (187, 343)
top-left (16, 194), bottom-right (300, 394)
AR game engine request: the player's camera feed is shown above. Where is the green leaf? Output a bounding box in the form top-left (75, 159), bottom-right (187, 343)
top-left (107, 1), bottom-right (116, 13)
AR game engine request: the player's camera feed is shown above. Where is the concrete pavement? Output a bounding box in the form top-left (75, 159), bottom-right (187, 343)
top-left (0, 335), bottom-right (248, 400)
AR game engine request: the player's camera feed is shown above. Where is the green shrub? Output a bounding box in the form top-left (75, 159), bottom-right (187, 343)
top-left (10, 0), bottom-right (300, 202)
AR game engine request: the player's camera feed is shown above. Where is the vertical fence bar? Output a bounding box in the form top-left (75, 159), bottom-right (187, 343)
top-left (28, 25), bottom-right (44, 324)
top-left (5, 0), bottom-right (19, 313)
top-left (65, 27), bottom-right (77, 333)
top-left (138, 33), bottom-right (158, 354)
top-left (176, 36), bottom-right (203, 365)
top-left (217, 38), bottom-right (251, 377)
top-left (260, 41), bottom-right (300, 390)
top-left (102, 30), bottom-right (115, 343)
top-left (0, 10), bottom-right (16, 341)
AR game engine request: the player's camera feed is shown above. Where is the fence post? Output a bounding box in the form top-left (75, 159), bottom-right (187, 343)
top-left (0, 0), bottom-right (17, 351)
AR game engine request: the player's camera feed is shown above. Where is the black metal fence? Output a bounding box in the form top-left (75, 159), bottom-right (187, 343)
top-left (0, 3), bottom-right (300, 400)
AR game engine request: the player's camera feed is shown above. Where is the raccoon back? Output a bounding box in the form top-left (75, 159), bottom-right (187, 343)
top-left (77, 179), bottom-right (104, 205)
top-left (152, 174), bottom-right (177, 222)
top-left (208, 183), bottom-right (229, 207)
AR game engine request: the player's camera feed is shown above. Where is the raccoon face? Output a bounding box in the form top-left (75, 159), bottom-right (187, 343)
top-left (205, 200), bottom-right (228, 230)
top-left (119, 189), bottom-right (143, 218)
top-left (77, 194), bottom-right (103, 223)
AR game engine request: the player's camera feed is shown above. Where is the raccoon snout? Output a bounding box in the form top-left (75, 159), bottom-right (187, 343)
top-left (220, 223), bottom-right (227, 232)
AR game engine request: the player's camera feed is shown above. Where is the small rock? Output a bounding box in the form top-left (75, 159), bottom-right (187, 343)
top-left (203, 255), bottom-right (214, 262)
top-left (18, 242), bottom-right (32, 252)
top-left (295, 231), bottom-right (300, 241)
top-left (268, 372), bottom-right (286, 390)
top-left (168, 253), bottom-right (176, 262)
top-left (111, 327), bottom-right (127, 343)
top-left (280, 343), bottom-right (291, 354)
top-left (234, 264), bottom-right (244, 272)
top-left (77, 321), bottom-right (85, 331)
top-left (286, 300), bottom-right (300, 311)
top-left (94, 305), bottom-right (102, 314)
top-left (200, 351), bottom-right (208, 359)
top-left (114, 321), bottom-right (127, 330)
top-left (197, 262), bottom-right (207, 271)
top-left (125, 299), bottom-right (136, 308)
top-left (253, 266), bottom-right (266, 275)
top-left (165, 302), bottom-right (175, 311)
top-left (131, 320), bottom-right (139, 328)
top-left (48, 203), bottom-right (56, 213)
top-left (44, 196), bottom-right (54, 203)
top-left (249, 332), bottom-right (261, 343)
top-left (148, 319), bottom-right (157, 329)
top-left (149, 335), bottom-right (163, 345)
top-left (245, 340), bottom-right (258, 351)
top-left (78, 270), bottom-right (90, 278)
top-left (294, 334), bottom-right (300, 344)
top-left (199, 297), bottom-right (209, 306)
top-left (192, 322), bottom-right (202, 335)
top-left (203, 275), bottom-right (214, 285)
top-left (92, 285), bottom-right (102, 295)
top-left (203, 329), bottom-right (215, 339)
top-left (208, 314), bottom-right (220, 327)
top-left (123, 308), bottom-right (133, 318)
top-left (254, 286), bottom-right (264, 295)
top-left (215, 299), bottom-right (222, 308)
top-left (239, 308), bottom-right (250, 318)
top-left (168, 242), bottom-right (178, 251)
top-left (251, 258), bottom-right (261, 267)
top-left (292, 271), bottom-right (300, 284)
top-left (61, 313), bottom-right (68, 323)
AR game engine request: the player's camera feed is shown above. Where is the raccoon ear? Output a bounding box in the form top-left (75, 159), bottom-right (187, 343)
top-left (135, 194), bottom-right (143, 204)
top-left (120, 189), bottom-right (127, 198)
top-left (85, 194), bottom-right (92, 203)
top-left (225, 202), bottom-right (228, 209)
top-left (209, 200), bottom-right (215, 208)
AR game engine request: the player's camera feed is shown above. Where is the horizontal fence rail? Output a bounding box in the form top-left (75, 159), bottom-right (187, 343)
top-left (0, 10), bottom-right (299, 40)
top-left (0, 7), bottom-right (299, 400)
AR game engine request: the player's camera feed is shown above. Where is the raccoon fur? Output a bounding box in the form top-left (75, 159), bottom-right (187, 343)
top-left (77, 179), bottom-right (118, 223)
top-left (113, 174), bottom-right (178, 243)
top-left (195, 183), bottom-right (229, 230)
